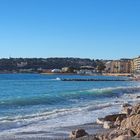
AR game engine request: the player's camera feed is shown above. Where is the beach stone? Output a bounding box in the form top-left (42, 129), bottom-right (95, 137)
top-left (134, 133), bottom-right (140, 138)
top-left (103, 121), bottom-right (114, 129)
top-left (69, 129), bottom-right (88, 139)
top-left (136, 96), bottom-right (140, 98)
top-left (122, 108), bottom-right (132, 116)
top-left (101, 114), bottom-right (126, 123)
top-left (122, 103), bottom-right (132, 108)
top-left (127, 129), bottom-right (136, 136)
top-left (130, 103), bottom-right (140, 115)
top-left (121, 114), bottom-right (140, 135)
top-left (121, 103), bottom-right (132, 116)
top-left (103, 114), bottom-right (121, 122)
top-left (108, 129), bottom-right (135, 140)
top-left (113, 135), bottom-right (131, 140)
top-left (96, 134), bottom-right (108, 140)
top-left (74, 135), bottom-right (100, 140)
top-left (96, 118), bottom-right (104, 125)
top-left (114, 115), bottom-right (127, 126)
top-left (121, 106), bottom-right (132, 115)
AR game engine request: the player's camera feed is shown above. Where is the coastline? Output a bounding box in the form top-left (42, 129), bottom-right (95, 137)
top-left (0, 96), bottom-right (139, 140)
top-left (0, 123), bottom-right (112, 140)
top-left (69, 102), bottom-right (140, 140)
top-left (102, 73), bottom-right (132, 77)
top-left (0, 74), bottom-right (140, 140)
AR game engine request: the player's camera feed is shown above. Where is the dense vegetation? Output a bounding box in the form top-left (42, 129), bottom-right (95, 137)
top-left (0, 57), bottom-right (105, 73)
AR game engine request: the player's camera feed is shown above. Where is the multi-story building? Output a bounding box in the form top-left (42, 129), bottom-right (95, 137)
top-left (105, 61), bottom-right (112, 73)
top-left (130, 60), bottom-right (134, 73)
top-left (133, 56), bottom-right (140, 73)
top-left (105, 59), bottom-right (132, 73)
top-left (119, 59), bottom-right (132, 73)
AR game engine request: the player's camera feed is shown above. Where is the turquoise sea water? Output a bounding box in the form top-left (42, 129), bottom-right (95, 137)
top-left (0, 74), bottom-right (140, 138)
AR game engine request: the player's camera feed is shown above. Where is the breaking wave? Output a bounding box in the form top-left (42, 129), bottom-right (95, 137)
top-left (0, 86), bottom-right (140, 107)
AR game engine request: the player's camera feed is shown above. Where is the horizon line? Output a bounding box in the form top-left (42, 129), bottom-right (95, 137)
top-left (0, 56), bottom-right (138, 60)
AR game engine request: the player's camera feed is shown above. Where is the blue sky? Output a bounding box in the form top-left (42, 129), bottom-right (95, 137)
top-left (0, 0), bottom-right (140, 59)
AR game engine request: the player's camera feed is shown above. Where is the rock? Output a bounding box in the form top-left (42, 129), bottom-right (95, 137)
top-left (98, 114), bottom-right (126, 124)
top-left (104, 114), bottom-right (124, 122)
top-left (122, 107), bottom-right (132, 116)
top-left (113, 135), bottom-right (132, 140)
top-left (90, 135), bottom-right (102, 140)
top-left (114, 115), bottom-right (127, 126)
top-left (121, 114), bottom-right (140, 135)
top-left (74, 135), bottom-right (99, 140)
top-left (69, 129), bottom-right (88, 139)
top-left (130, 103), bottom-right (140, 115)
top-left (127, 129), bottom-right (136, 136)
top-left (96, 118), bottom-right (104, 125)
top-left (103, 121), bottom-right (114, 129)
top-left (121, 103), bottom-right (133, 116)
top-left (96, 134), bottom-right (108, 140)
top-left (122, 103), bottom-right (132, 108)
top-left (136, 96), bottom-right (140, 98)
top-left (97, 114), bottom-right (127, 128)
top-left (134, 133), bottom-right (140, 138)
top-left (121, 105), bottom-right (132, 115)
top-left (108, 129), bottom-right (136, 140)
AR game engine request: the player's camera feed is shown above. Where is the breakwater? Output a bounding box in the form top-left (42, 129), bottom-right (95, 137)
top-left (61, 78), bottom-right (132, 81)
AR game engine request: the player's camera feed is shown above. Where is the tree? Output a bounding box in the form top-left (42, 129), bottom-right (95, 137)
top-left (97, 63), bottom-right (106, 73)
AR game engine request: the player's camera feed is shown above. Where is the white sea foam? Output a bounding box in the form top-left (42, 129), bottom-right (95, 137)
top-left (0, 94), bottom-right (139, 139)
top-left (86, 86), bottom-right (140, 93)
top-left (0, 85), bottom-right (140, 138)
top-left (0, 87), bottom-right (140, 131)
top-left (50, 77), bottom-right (61, 81)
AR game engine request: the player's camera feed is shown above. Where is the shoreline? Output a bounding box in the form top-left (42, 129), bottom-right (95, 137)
top-left (69, 102), bottom-right (140, 140)
top-left (0, 123), bottom-right (112, 140)
top-left (0, 74), bottom-right (139, 140)
top-left (0, 98), bottom-right (139, 140)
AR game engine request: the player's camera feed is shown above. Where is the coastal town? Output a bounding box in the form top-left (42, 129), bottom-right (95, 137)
top-left (0, 56), bottom-right (140, 77)
top-left (1, 0), bottom-right (140, 140)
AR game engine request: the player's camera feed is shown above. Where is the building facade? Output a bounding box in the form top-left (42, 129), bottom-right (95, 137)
top-left (133, 57), bottom-right (140, 73)
top-left (105, 59), bottom-right (132, 73)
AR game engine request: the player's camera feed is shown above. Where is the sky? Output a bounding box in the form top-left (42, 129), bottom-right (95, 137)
top-left (0, 0), bottom-right (140, 59)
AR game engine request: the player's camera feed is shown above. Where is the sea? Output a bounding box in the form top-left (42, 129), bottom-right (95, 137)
top-left (0, 74), bottom-right (140, 139)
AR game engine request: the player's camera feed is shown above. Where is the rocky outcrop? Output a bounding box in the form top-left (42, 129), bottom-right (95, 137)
top-left (69, 129), bottom-right (88, 139)
top-left (121, 103), bottom-right (140, 115)
top-left (97, 114), bottom-right (126, 126)
top-left (103, 121), bottom-right (115, 129)
top-left (107, 129), bottom-right (136, 140)
top-left (114, 114), bottom-right (127, 127)
top-left (113, 135), bottom-right (131, 140)
top-left (122, 103), bottom-right (132, 108)
top-left (121, 104), bottom-right (132, 115)
top-left (134, 133), bottom-right (140, 139)
top-left (136, 96), bottom-right (140, 98)
top-left (130, 103), bottom-right (140, 115)
top-left (121, 107), bottom-right (132, 116)
top-left (107, 103), bottom-right (140, 140)
top-left (71, 103), bottom-right (140, 140)
top-left (103, 114), bottom-right (126, 122)
top-left (120, 114), bottom-right (140, 134)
